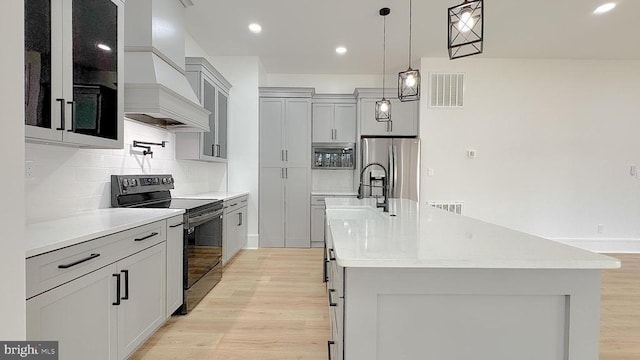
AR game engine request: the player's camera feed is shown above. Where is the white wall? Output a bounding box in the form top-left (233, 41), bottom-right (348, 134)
top-left (266, 73), bottom-right (381, 94)
top-left (420, 58), bottom-right (640, 251)
top-left (1, 0), bottom-right (26, 339)
top-left (26, 120), bottom-right (227, 222)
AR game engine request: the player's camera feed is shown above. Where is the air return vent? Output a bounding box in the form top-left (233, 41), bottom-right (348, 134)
top-left (429, 73), bottom-right (464, 108)
top-left (427, 201), bottom-right (464, 215)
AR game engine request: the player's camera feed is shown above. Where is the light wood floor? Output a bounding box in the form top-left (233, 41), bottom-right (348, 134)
top-left (131, 250), bottom-right (640, 359)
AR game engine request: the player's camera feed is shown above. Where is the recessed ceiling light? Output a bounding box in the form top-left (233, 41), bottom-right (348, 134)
top-left (335, 46), bottom-right (347, 55)
top-left (96, 43), bottom-right (112, 52)
top-left (248, 23), bottom-right (262, 33)
top-left (593, 2), bottom-right (616, 14)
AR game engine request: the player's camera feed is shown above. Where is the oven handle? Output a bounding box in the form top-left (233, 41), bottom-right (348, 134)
top-left (188, 209), bottom-right (223, 228)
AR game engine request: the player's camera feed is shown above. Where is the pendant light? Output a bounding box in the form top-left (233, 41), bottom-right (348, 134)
top-left (448, 0), bottom-right (484, 60)
top-left (375, 7), bottom-right (391, 122)
top-left (398, 0), bottom-right (420, 102)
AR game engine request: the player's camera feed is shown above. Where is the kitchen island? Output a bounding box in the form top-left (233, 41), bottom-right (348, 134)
top-left (324, 198), bottom-right (620, 360)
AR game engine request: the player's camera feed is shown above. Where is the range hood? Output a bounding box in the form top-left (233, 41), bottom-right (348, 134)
top-left (123, 0), bottom-right (209, 131)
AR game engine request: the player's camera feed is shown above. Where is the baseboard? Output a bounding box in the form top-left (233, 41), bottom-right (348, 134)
top-left (550, 238), bottom-right (640, 253)
top-left (244, 234), bottom-right (259, 249)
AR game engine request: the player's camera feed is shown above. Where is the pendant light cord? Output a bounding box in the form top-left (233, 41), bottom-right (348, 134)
top-left (408, 0), bottom-right (412, 68)
top-left (382, 13), bottom-right (386, 99)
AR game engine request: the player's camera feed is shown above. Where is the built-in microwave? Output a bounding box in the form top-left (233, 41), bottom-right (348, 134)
top-left (312, 143), bottom-right (355, 169)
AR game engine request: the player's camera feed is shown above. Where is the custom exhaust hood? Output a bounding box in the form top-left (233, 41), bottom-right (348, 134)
top-left (124, 0), bottom-right (209, 131)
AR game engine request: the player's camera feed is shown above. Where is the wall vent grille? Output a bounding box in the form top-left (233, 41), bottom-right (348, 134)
top-left (429, 73), bottom-right (464, 108)
top-left (427, 201), bottom-right (464, 215)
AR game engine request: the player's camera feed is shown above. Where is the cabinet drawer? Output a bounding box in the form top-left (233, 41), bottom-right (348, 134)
top-left (26, 220), bottom-right (166, 299)
top-left (224, 195), bottom-right (248, 212)
top-left (312, 196), bottom-right (326, 206)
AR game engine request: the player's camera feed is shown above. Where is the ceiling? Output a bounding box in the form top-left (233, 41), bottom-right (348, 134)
top-left (185, 0), bottom-right (640, 75)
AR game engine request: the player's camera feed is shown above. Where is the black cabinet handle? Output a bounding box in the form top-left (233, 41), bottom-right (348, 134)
top-left (329, 248), bottom-right (336, 261)
top-left (56, 98), bottom-right (65, 130)
top-left (58, 253), bottom-right (100, 269)
top-left (66, 100), bottom-right (75, 132)
top-left (135, 232), bottom-right (158, 241)
top-left (113, 273), bottom-right (121, 306)
top-left (169, 222), bottom-right (184, 228)
top-left (328, 289), bottom-right (337, 307)
top-left (323, 259), bottom-right (329, 283)
top-left (238, 212), bottom-right (242, 226)
top-left (216, 144), bottom-right (221, 157)
top-left (121, 270), bottom-right (129, 300)
top-left (327, 341), bottom-right (335, 360)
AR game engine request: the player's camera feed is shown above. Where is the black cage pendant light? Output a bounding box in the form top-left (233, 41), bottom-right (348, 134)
top-left (448, 0), bottom-right (484, 60)
top-left (375, 7), bottom-right (391, 122)
top-left (398, 0), bottom-right (420, 102)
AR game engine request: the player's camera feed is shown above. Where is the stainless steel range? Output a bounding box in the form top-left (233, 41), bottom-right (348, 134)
top-left (111, 174), bottom-right (223, 314)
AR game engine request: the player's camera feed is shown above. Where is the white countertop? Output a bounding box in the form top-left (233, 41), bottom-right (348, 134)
top-left (178, 191), bottom-right (248, 202)
top-left (325, 198), bottom-right (621, 269)
top-left (312, 190), bottom-right (359, 196)
top-left (25, 208), bottom-right (185, 258)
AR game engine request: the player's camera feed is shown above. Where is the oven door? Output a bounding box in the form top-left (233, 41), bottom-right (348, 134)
top-left (184, 209), bottom-right (223, 289)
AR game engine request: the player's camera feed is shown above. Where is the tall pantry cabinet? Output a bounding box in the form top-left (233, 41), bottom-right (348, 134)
top-left (259, 88), bottom-right (313, 248)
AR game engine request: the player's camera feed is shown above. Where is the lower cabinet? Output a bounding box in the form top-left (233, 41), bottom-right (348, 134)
top-left (326, 228), bottom-right (344, 360)
top-left (223, 196), bottom-right (248, 264)
top-left (166, 216), bottom-right (184, 316)
top-left (26, 220), bottom-right (170, 360)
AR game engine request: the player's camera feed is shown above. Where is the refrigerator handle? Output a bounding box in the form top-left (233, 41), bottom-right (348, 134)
top-left (393, 145), bottom-right (398, 198)
top-left (388, 144), bottom-right (394, 198)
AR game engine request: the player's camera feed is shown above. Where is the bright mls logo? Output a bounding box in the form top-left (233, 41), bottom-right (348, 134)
top-left (0, 342), bottom-right (57, 359)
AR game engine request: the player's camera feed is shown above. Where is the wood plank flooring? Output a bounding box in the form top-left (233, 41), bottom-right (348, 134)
top-left (131, 250), bottom-right (640, 359)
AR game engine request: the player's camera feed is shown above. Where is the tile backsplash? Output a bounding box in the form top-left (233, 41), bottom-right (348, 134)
top-left (25, 119), bottom-right (227, 222)
top-left (312, 169), bottom-right (355, 192)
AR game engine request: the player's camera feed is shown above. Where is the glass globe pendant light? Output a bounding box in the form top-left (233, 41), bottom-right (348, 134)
top-left (375, 7), bottom-right (392, 122)
top-left (398, 0), bottom-right (420, 102)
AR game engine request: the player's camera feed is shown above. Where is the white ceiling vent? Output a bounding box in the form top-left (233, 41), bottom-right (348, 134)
top-left (429, 73), bottom-right (464, 108)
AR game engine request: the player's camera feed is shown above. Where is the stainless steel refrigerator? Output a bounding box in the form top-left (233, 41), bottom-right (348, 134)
top-left (360, 137), bottom-right (421, 202)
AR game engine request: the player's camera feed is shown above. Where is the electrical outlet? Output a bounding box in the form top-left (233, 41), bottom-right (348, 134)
top-left (427, 168), bottom-right (434, 176)
top-left (631, 165), bottom-right (637, 177)
top-left (597, 224), bottom-right (604, 234)
top-left (25, 160), bottom-right (34, 178)
top-left (467, 149), bottom-right (477, 159)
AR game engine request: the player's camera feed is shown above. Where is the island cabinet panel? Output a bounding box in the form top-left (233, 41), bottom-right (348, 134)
top-left (342, 267), bottom-right (601, 360)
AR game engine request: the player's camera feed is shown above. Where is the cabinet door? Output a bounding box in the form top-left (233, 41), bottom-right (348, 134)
top-left (311, 205), bottom-right (326, 246)
top-left (334, 104), bottom-right (356, 143)
top-left (27, 263), bottom-right (118, 360)
top-left (284, 99), bottom-right (310, 167)
top-left (217, 91), bottom-right (228, 158)
top-left (237, 206), bottom-right (248, 252)
top-left (117, 243), bottom-right (166, 360)
top-left (285, 167), bottom-right (310, 248)
top-left (166, 216), bottom-right (184, 317)
top-left (202, 76), bottom-right (217, 158)
top-left (359, 99), bottom-right (390, 136)
top-left (260, 99), bottom-right (285, 167)
top-left (389, 100), bottom-right (419, 136)
top-left (312, 103), bottom-right (334, 143)
top-left (63, 0), bottom-right (123, 148)
top-left (259, 167), bottom-right (285, 247)
top-left (24, 0), bottom-right (64, 142)
top-left (223, 208), bottom-right (239, 264)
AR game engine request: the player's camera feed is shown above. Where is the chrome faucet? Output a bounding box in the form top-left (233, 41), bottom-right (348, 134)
top-left (357, 162), bottom-right (389, 212)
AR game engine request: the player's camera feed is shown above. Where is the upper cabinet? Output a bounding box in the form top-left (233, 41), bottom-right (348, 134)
top-left (312, 95), bottom-right (356, 143)
top-left (24, 0), bottom-right (124, 148)
top-left (176, 57), bottom-right (231, 162)
top-left (355, 88), bottom-right (419, 137)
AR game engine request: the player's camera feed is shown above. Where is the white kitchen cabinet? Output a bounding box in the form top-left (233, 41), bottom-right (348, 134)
top-left (312, 95), bottom-right (356, 143)
top-left (116, 243), bottom-right (166, 359)
top-left (176, 57), bottom-right (232, 161)
top-left (24, 0), bottom-right (124, 148)
top-left (355, 89), bottom-right (419, 137)
top-left (223, 195), bottom-right (248, 264)
top-left (27, 264), bottom-right (118, 360)
top-left (26, 220), bottom-right (168, 360)
top-left (259, 88), bottom-right (313, 248)
top-left (166, 216), bottom-right (184, 317)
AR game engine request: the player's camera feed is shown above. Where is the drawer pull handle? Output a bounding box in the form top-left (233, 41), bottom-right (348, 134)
top-left (135, 232), bottom-right (158, 241)
top-left (231, 203), bottom-right (238, 206)
top-left (121, 270), bottom-right (129, 300)
top-left (58, 253), bottom-right (100, 269)
top-left (241, 199), bottom-right (247, 203)
top-left (329, 248), bottom-right (336, 261)
top-left (113, 273), bottom-right (121, 306)
top-left (169, 222), bottom-right (184, 228)
top-left (328, 289), bottom-right (338, 307)
top-left (324, 259), bottom-right (329, 283)
top-left (327, 340), bottom-right (335, 360)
